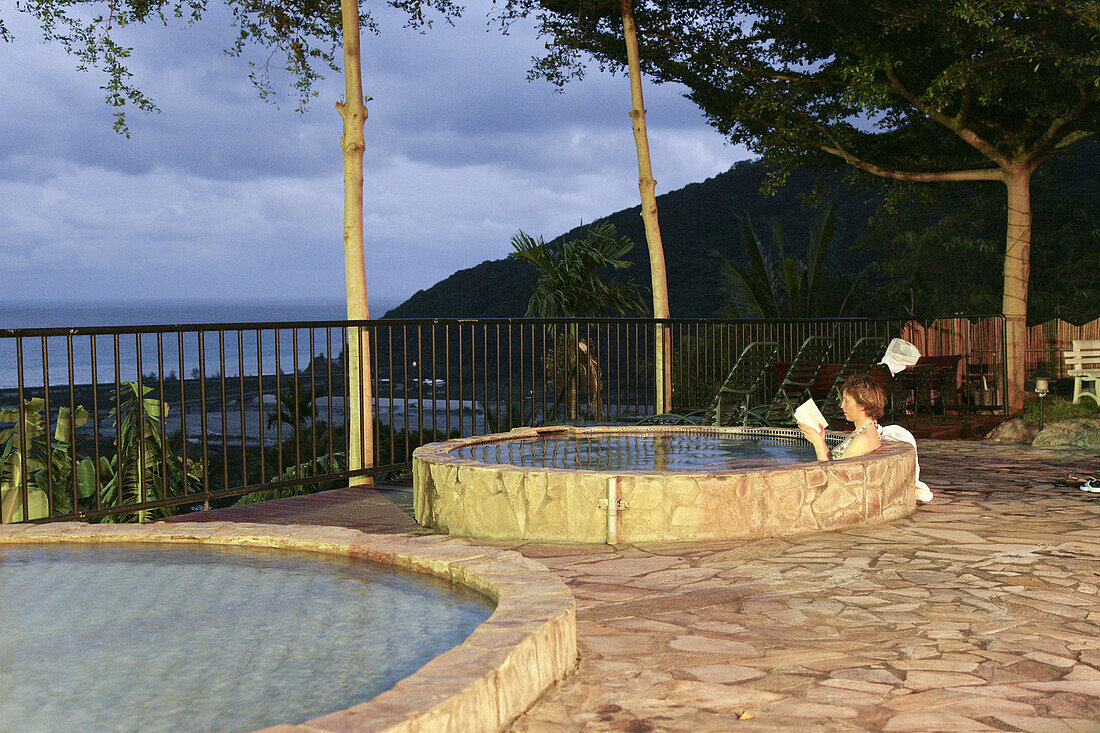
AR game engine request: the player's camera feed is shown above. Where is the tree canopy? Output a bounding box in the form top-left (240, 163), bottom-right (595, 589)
top-left (505, 0), bottom-right (1099, 408)
top-left (509, 0), bottom-right (1098, 174)
top-left (3, 0), bottom-right (459, 134)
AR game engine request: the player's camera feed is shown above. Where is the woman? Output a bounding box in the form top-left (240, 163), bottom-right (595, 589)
top-left (798, 375), bottom-right (885, 461)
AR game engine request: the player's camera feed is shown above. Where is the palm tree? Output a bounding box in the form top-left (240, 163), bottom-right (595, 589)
top-left (510, 220), bottom-right (647, 318)
top-left (713, 208), bottom-right (861, 318)
top-left (509, 221), bottom-right (646, 420)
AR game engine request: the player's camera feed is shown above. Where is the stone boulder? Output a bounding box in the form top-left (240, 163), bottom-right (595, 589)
top-left (1032, 419), bottom-right (1100, 450)
top-left (983, 418), bottom-right (1038, 443)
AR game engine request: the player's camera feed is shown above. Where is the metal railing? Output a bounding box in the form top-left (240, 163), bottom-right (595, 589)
top-left (0, 314), bottom-right (1006, 523)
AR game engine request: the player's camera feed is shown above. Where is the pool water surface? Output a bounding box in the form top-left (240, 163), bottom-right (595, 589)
top-left (451, 432), bottom-right (820, 471)
top-left (0, 543), bottom-right (494, 733)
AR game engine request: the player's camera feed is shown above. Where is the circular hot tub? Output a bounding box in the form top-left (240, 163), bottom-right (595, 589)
top-left (413, 425), bottom-right (917, 543)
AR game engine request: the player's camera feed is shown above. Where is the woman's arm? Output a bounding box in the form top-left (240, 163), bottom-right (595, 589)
top-left (797, 422), bottom-right (830, 461)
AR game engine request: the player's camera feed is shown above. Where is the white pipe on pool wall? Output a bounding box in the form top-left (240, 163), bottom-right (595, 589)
top-left (606, 477), bottom-right (618, 545)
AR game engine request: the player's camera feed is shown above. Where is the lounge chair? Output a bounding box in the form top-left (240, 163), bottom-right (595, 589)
top-left (747, 335), bottom-right (834, 427)
top-left (822, 336), bottom-right (888, 423)
top-left (637, 341), bottom-right (779, 426)
top-left (698, 340), bottom-right (781, 426)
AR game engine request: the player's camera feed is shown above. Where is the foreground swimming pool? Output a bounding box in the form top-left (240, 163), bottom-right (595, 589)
top-left (0, 543), bottom-right (494, 733)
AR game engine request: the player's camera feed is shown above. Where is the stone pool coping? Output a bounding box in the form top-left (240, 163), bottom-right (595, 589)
top-left (0, 522), bottom-right (577, 733)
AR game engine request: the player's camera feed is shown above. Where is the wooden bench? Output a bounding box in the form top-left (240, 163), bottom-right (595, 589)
top-left (1065, 339), bottom-right (1100, 405)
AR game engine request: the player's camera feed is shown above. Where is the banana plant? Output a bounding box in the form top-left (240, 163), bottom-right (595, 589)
top-left (542, 334), bottom-right (606, 421)
top-left (94, 381), bottom-right (202, 523)
top-left (0, 399), bottom-right (96, 522)
top-left (0, 383), bottom-right (201, 523)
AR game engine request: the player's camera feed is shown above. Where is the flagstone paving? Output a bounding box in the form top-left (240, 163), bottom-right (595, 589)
top-left (166, 440), bottom-right (1100, 732)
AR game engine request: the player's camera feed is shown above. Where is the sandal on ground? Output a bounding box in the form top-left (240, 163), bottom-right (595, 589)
top-left (1080, 479), bottom-right (1100, 494)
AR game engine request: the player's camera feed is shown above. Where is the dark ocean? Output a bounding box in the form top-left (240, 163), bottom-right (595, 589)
top-left (0, 298), bottom-right (401, 389)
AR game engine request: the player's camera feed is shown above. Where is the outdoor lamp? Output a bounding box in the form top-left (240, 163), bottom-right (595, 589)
top-left (1034, 371), bottom-right (1052, 430)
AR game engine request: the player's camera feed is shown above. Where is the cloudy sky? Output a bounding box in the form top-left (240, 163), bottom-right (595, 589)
top-left (0, 2), bottom-right (744, 315)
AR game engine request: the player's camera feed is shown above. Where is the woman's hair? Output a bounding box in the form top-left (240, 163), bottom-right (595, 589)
top-left (841, 375), bottom-right (886, 420)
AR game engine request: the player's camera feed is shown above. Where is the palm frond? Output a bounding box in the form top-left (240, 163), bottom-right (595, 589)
top-left (804, 206), bottom-right (836, 316)
top-left (713, 249), bottom-right (774, 318)
top-left (736, 216), bottom-right (781, 317)
top-left (509, 221), bottom-right (645, 317)
top-left (716, 208), bottom-right (858, 319)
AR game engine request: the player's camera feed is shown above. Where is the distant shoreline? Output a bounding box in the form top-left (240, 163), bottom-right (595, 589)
top-left (0, 299), bottom-right (407, 391)
top-left (0, 296), bottom-right (404, 330)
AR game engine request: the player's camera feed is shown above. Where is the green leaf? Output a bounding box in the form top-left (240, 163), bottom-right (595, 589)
top-left (76, 458), bottom-right (100, 499)
top-left (1, 485), bottom-right (49, 523)
top-left (142, 398), bottom-right (165, 419)
top-left (54, 405), bottom-right (90, 443)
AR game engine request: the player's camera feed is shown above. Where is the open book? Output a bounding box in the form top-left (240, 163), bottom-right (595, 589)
top-left (794, 398), bottom-right (828, 431)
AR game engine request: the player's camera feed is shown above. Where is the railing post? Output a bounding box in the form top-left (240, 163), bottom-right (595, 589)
top-left (1000, 315), bottom-right (1010, 415)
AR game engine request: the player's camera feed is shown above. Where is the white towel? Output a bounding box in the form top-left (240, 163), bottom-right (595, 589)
top-left (878, 424), bottom-right (933, 503)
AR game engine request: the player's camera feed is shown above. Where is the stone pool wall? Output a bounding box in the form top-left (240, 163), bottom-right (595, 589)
top-left (0, 522), bottom-right (577, 733)
top-left (414, 427), bottom-right (917, 543)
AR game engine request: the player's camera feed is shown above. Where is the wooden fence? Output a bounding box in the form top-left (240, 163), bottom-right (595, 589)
top-left (898, 316), bottom-right (1100, 406)
top-left (901, 317), bottom-right (1006, 408)
top-left (1024, 318), bottom-right (1100, 376)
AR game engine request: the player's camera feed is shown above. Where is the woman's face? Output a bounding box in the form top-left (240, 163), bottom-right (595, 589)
top-left (840, 391), bottom-right (867, 423)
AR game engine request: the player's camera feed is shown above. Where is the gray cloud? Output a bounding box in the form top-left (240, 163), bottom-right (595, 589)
top-left (0, 1), bottom-right (742, 309)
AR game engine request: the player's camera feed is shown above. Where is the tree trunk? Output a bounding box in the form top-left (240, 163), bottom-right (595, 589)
top-left (818, 142), bottom-right (1034, 414)
top-left (1002, 165), bottom-right (1033, 413)
top-left (620, 0), bottom-right (673, 413)
top-left (567, 325), bottom-right (580, 420)
top-left (337, 0), bottom-right (373, 483)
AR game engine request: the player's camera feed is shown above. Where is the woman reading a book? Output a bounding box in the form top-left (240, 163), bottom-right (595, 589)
top-left (798, 375), bottom-right (884, 461)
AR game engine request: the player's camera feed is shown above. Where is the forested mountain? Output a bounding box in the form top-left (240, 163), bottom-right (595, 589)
top-left (385, 140), bottom-right (1099, 324)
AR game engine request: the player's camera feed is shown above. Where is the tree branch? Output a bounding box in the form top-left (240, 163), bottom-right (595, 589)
top-left (954, 83), bottom-right (971, 128)
top-left (882, 65), bottom-right (1009, 167)
top-left (819, 144), bottom-right (1003, 182)
top-left (1054, 130), bottom-right (1095, 149)
top-left (1029, 82), bottom-right (1095, 163)
top-left (634, 29), bottom-right (841, 85)
top-left (745, 109), bottom-right (1004, 183)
